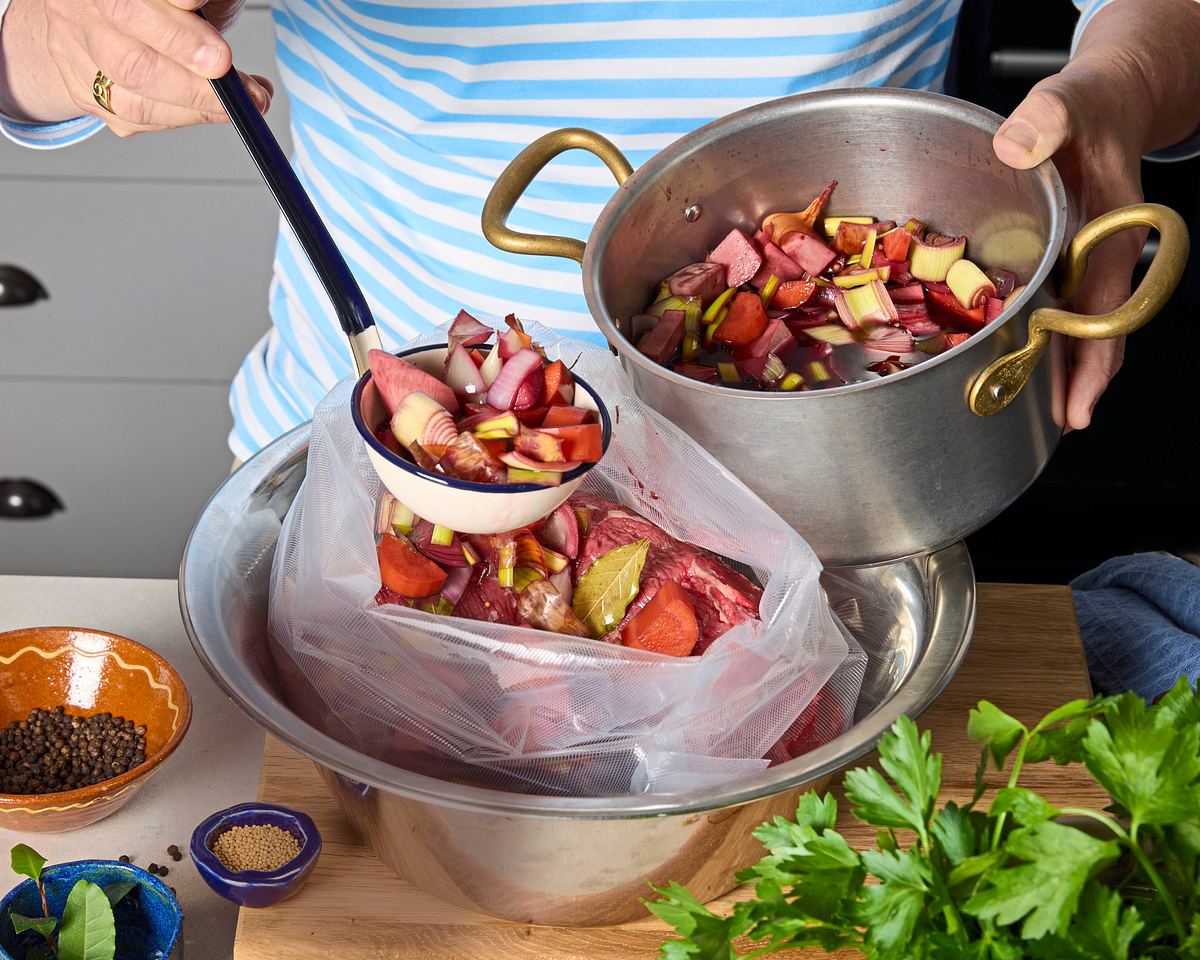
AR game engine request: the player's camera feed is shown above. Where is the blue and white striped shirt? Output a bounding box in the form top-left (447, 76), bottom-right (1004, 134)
top-left (0, 0), bottom-right (1157, 458)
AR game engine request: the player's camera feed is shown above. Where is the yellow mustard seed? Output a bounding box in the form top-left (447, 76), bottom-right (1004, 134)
top-left (211, 824), bottom-right (301, 873)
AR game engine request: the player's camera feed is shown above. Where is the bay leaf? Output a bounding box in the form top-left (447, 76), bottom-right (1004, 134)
top-left (572, 539), bottom-right (650, 638)
top-left (56, 880), bottom-right (116, 960)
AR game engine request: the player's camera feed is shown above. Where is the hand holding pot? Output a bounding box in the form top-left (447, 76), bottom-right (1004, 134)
top-left (0, 0), bottom-right (270, 134)
top-left (993, 0), bottom-right (1200, 430)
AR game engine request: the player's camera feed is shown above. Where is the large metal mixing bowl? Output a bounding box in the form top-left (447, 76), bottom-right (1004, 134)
top-left (180, 424), bottom-right (975, 925)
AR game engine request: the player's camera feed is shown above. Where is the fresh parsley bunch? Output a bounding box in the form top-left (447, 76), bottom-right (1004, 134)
top-left (651, 676), bottom-right (1200, 959)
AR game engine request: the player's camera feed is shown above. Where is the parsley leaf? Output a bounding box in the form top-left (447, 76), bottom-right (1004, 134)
top-left (931, 802), bottom-right (980, 867)
top-left (1082, 693), bottom-right (1200, 826)
top-left (856, 848), bottom-right (932, 955)
top-left (745, 795), bottom-right (864, 923)
top-left (648, 882), bottom-right (739, 960)
top-left (991, 787), bottom-right (1061, 826)
top-left (1152, 676), bottom-right (1200, 730)
top-left (846, 716), bottom-right (939, 838)
top-left (1070, 884), bottom-right (1144, 960)
top-left (965, 820), bottom-right (1120, 939)
top-left (968, 701), bottom-right (1024, 768)
top-left (1028, 884), bottom-right (1143, 960)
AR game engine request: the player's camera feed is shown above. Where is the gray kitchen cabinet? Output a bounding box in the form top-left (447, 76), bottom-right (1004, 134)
top-left (0, 4), bottom-right (291, 183)
top-left (1, 5), bottom-right (294, 577)
top-left (0, 379), bottom-right (235, 577)
top-left (0, 180), bottom-right (279, 381)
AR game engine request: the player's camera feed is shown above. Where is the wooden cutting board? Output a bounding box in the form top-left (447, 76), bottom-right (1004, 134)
top-left (236, 584), bottom-right (1105, 959)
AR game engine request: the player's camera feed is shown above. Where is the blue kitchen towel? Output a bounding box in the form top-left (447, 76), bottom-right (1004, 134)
top-left (1072, 552), bottom-right (1200, 701)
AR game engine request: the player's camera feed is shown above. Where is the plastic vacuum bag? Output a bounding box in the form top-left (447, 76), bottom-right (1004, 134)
top-left (268, 321), bottom-right (865, 797)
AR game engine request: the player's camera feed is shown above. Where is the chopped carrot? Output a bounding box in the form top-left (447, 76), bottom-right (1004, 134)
top-left (541, 406), bottom-right (592, 428)
top-left (540, 360), bottom-right (573, 406)
top-left (514, 406), bottom-right (549, 426)
top-left (926, 289), bottom-right (986, 332)
top-left (622, 581), bottom-right (698, 657)
top-left (713, 292), bottom-right (768, 347)
top-left (880, 229), bottom-right (912, 261)
top-left (378, 534), bottom-right (446, 598)
top-left (771, 279), bottom-right (817, 310)
top-left (538, 424), bottom-right (603, 462)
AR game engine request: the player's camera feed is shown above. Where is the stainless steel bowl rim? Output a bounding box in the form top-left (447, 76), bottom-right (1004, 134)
top-left (180, 421), bottom-right (975, 820)
top-left (581, 87), bottom-right (1070, 398)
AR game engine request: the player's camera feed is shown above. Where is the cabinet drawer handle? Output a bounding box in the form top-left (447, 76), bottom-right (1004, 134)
top-left (0, 479), bottom-right (64, 518)
top-left (0, 265), bottom-right (48, 306)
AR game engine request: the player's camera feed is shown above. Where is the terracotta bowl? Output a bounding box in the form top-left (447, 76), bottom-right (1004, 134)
top-left (0, 627), bottom-right (192, 833)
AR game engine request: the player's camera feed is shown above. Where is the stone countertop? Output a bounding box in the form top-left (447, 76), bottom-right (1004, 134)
top-left (0, 576), bottom-right (266, 960)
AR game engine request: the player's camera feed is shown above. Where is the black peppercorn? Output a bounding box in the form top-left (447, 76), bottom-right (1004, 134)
top-left (0, 707), bottom-right (148, 795)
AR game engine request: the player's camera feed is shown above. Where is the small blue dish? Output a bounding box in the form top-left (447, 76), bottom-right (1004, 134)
top-left (0, 860), bottom-right (181, 960)
top-left (190, 802), bottom-right (321, 909)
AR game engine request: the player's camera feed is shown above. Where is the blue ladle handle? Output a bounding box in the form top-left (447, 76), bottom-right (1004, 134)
top-left (201, 18), bottom-right (381, 374)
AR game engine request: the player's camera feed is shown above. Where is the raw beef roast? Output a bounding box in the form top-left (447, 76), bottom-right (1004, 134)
top-left (573, 494), bottom-right (761, 652)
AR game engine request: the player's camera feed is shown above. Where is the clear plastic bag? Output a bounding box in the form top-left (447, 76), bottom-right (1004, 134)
top-left (268, 322), bottom-right (865, 796)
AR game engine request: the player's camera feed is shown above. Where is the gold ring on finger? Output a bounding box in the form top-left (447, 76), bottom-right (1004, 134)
top-left (92, 71), bottom-right (115, 114)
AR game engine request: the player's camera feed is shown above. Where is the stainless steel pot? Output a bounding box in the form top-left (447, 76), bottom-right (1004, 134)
top-left (179, 423), bottom-right (975, 925)
top-left (482, 88), bottom-right (1188, 566)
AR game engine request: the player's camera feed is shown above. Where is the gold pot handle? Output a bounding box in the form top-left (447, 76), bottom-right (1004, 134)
top-left (481, 128), bottom-right (633, 265)
top-left (968, 202), bottom-right (1189, 416)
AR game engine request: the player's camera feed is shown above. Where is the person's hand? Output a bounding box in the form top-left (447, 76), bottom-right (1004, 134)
top-left (0, 0), bottom-right (271, 135)
top-left (991, 53), bottom-right (1148, 432)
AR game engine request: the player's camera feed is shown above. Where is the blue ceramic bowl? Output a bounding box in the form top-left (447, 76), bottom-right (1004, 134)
top-left (0, 860), bottom-right (181, 960)
top-left (190, 802), bottom-right (321, 909)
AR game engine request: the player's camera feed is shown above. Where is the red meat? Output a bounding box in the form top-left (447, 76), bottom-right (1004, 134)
top-left (573, 494), bottom-right (762, 651)
top-left (453, 570), bottom-right (520, 625)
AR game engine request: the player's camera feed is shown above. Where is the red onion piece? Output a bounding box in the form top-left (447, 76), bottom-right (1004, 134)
top-left (896, 305), bottom-right (942, 337)
top-left (512, 365), bottom-right (545, 412)
top-left (549, 568), bottom-right (573, 604)
top-left (441, 565), bottom-right (472, 605)
top-left (985, 268), bottom-right (1018, 299)
top-left (455, 404), bottom-right (504, 432)
top-left (864, 326), bottom-right (915, 354)
top-left (487, 348), bottom-right (544, 411)
top-left (538, 502), bottom-right (579, 558)
top-left (411, 520), bottom-right (470, 568)
top-left (498, 328), bottom-right (529, 360)
top-left (812, 284), bottom-right (839, 308)
top-left (985, 297), bottom-right (1005, 323)
top-left (444, 344), bottom-right (487, 402)
top-left (448, 310), bottom-right (494, 350)
top-left (888, 282), bottom-right (926, 304)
